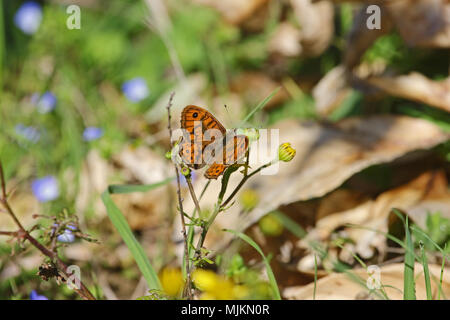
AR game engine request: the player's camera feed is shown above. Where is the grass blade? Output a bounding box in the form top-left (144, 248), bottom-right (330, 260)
top-left (313, 253), bottom-right (317, 300)
top-left (224, 229), bottom-right (281, 300)
top-left (419, 242), bottom-right (432, 300)
top-left (108, 177), bottom-right (174, 194)
top-left (101, 191), bottom-right (161, 290)
top-left (272, 210), bottom-right (306, 239)
top-left (403, 214), bottom-right (416, 300)
top-left (239, 87), bottom-right (280, 127)
top-left (0, 0), bottom-right (4, 90)
top-left (439, 244), bottom-right (447, 300)
top-left (410, 225), bottom-right (449, 258)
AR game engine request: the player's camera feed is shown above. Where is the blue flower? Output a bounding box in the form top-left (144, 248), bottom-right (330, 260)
top-left (36, 92), bottom-right (57, 113)
top-left (15, 124), bottom-right (41, 143)
top-left (122, 77), bottom-right (150, 102)
top-left (56, 223), bottom-right (77, 243)
top-left (14, 2), bottom-right (42, 35)
top-left (30, 290), bottom-right (48, 300)
top-left (57, 229), bottom-right (75, 243)
top-left (83, 127), bottom-right (103, 141)
top-left (31, 176), bottom-right (59, 203)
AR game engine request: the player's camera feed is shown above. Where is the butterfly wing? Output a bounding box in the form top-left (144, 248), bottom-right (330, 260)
top-left (224, 134), bottom-right (248, 165)
top-left (204, 163), bottom-right (228, 179)
top-left (204, 134), bottom-right (249, 180)
top-left (180, 105), bottom-right (226, 169)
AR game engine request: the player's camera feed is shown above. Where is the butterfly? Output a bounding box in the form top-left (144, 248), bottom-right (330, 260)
top-left (179, 105), bottom-right (249, 179)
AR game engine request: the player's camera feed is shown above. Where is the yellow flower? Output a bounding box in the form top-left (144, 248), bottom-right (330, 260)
top-left (233, 285), bottom-right (250, 299)
top-left (159, 268), bottom-right (184, 297)
top-left (278, 142), bottom-right (296, 162)
top-left (199, 292), bottom-right (216, 300)
top-left (192, 269), bottom-right (218, 292)
top-left (239, 189), bottom-right (259, 211)
top-left (193, 269), bottom-right (239, 300)
top-left (259, 213), bottom-right (284, 236)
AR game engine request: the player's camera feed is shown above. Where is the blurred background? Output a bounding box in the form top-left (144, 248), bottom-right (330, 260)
top-left (0, 0), bottom-right (449, 300)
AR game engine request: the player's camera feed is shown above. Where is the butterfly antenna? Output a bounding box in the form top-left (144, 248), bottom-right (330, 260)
top-left (223, 104), bottom-right (234, 126)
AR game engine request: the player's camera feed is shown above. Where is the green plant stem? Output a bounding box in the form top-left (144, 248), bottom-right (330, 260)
top-left (165, 92), bottom-right (192, 299)
top-left (220, 160), bottom-right (275, 209)
top-left (188, 159), bottom-right (276, 274)
top-left (186, 176), bottom-right (202, 221)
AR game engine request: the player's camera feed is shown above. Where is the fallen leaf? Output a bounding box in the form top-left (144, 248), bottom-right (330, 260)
top-left (344, 3), bottom-right (393, 69)
top-left (145, 73), bottom-right (207, 125)
top-left (385, 0), bottom-right (450, 48)
top-left (268, 22), bottom-right (303, 57)
top-left (312, 65), bottom-right (353, 115)
top-left (283, 263), bottom-right (450, 299)
top-left (309, 171), bottom-right (449, 259)
top-left (290, 0), bottom-right (335, 56)
top-left (230, 72), bottom-right (289, 110)
top-left (365, 73), bottom-right (450, 112)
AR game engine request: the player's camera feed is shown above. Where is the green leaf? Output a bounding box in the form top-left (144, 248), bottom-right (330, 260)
top-left (224, 229), bottom-right (281, 300)
top-left (101, 191), bottom-right (161, 290)
top-left (108, 177), bottom-right (174, 194)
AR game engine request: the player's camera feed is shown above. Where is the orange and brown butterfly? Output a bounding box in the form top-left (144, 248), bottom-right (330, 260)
top-left (179, 105), bottom-right (249, 179)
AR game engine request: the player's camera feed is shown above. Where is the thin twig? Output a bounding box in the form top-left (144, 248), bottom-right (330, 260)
top-left (0, 161), bottom-right (96, 300)
top-left (186, 177), bottom-right (201, 222)
top-left (220, 161), bottom-right (274, 209)
top-left (166, 92), bottom-right (192, 299)
top-left (0, 231), bottom-right (18, 236)
top-left (189, 159), bottom-right (276, 268)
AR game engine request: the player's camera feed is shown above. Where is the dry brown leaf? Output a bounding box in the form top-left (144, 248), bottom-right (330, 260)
top-left (76, 150), bottom-right (110, 219)
top-left (344, 0), bottom-right (449, 68)
top-left (230, 72), bottom-right (289, 110)
top-left (145, 73), bottom-right (207, 125)
top-left (268, 22), bottom-right (303, 57)
top-left (344, 3), bottom-right (393, 69)
top-left (284, 263), bottom-right (450, 300)
top-left (291, 0), bottom-right (335, 56)
top-left (312, 65), bottom-right (353, 115)
top-left (110, 146), bottom-right (173, 230)
top-left (309, 171), bottom-right (449, 259)
top-left (385, 0), bottom-right (450, 48)
top-left (365, 73), bottom-right (450, 112)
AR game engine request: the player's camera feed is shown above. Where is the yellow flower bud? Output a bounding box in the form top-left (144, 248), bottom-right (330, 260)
top-left (259, 213), bottom-right (284, 236)
top-left (180, 165), bottom-right (190, 177)
top-left (278, 142), bottom-right (296, 162)
top-left (239, 189), bottom-right (259, 211)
